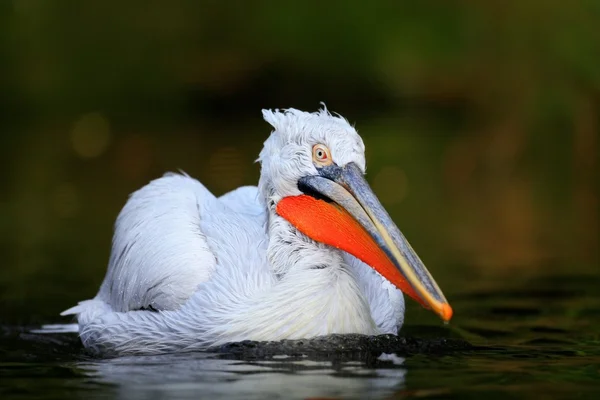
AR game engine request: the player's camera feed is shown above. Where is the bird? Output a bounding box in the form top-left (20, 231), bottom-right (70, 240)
top-left (62, 106), bottom-right (453, 356)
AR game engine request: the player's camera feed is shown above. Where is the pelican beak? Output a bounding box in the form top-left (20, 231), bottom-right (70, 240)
top-left (276, 162), bottom-right (452, 322)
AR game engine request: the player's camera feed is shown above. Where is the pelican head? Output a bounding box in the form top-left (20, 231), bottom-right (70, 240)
top-left (259, 107), bottom-right (453, 322)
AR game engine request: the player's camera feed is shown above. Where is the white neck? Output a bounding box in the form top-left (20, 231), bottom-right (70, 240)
top-left (266, 206), bottom-right (344, 277)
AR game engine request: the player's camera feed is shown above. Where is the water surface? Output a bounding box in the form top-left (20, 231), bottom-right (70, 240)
top-left (2, 269), bottom-right (598, 399)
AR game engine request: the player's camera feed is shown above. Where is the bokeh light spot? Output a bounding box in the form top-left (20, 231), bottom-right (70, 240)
top-left (71, 112), bottom-right (111, 159)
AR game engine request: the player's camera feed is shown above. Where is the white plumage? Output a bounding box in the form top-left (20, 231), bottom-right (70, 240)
top-left (63, 107), bottom-right (411, 356)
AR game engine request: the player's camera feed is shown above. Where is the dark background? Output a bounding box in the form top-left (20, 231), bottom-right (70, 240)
top-left (0, 1), bottom-right (597, 324)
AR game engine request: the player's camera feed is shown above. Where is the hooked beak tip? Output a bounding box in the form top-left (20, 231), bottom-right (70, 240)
top-left (440, 303), bottom-right (453, 322)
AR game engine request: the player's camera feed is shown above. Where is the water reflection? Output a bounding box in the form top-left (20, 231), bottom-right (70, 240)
top-left (3, 271), bottom-right (599, 399)
top-left (78, 352), bottom-right (406, 400)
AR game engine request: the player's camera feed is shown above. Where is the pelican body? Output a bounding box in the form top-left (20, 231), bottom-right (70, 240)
top-left (64, 108), bottom-right (452, 356)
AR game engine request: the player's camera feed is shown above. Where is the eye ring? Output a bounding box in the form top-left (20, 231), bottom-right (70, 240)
top-left (312, 144), bottom-right (333, 166)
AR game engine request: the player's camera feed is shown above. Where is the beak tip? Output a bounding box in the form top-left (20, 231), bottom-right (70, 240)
top-left (440, 303), bottom-right (453, 322)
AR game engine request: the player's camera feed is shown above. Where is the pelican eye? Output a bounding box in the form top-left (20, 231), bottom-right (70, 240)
top-left (312, 144), bottom-right (333, 166)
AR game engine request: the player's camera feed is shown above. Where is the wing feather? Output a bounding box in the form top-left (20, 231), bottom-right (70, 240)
top-left (94, 173), bottom-right (219, 312)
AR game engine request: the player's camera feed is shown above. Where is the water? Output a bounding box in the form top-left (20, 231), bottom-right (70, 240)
top-left (2, 270), bottom-right (598, 399)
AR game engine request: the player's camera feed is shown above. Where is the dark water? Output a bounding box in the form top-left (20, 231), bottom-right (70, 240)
top-left (2, 270), bottom-right (599, 399)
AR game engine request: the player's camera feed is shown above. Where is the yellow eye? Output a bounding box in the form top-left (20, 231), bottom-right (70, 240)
top-left (312, 144), bottom-right (332, 166)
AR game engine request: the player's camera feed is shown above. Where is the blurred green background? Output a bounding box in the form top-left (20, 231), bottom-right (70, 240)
top-left (0, 1), bottom-right (597, 324)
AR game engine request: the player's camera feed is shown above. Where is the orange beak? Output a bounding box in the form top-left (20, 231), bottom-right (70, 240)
top-left (276, 163), bottom-right (452, 322)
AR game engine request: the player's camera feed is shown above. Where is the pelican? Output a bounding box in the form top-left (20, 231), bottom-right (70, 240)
top-left (62, 107), bottom-right (452, 356)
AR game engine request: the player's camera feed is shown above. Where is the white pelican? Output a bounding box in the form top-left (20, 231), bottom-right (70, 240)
top-left (62, 107), bottom-right (452, 356)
